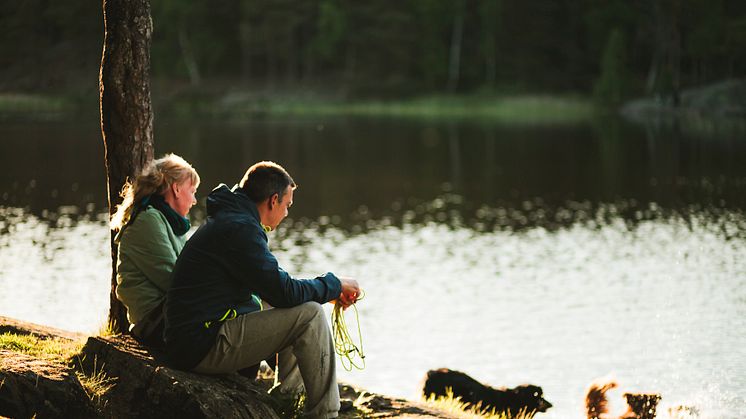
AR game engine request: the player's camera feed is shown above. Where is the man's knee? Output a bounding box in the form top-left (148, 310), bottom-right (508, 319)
top-left (297, 301), bottom-right (325, 319)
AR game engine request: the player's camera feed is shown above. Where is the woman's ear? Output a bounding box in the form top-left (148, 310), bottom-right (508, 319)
top-left (171, 182), bottom-right (180, 197)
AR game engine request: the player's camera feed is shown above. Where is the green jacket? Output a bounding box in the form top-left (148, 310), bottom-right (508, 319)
top-left (115, 206), bottom-right (186, 326)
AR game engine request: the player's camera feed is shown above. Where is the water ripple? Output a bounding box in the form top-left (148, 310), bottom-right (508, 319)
top-left (0, 201), bottom-right (744, 418)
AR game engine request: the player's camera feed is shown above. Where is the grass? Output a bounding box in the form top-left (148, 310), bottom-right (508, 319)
top-left (0, 331), bottom-right (83, 363)
top-left (424, 389), bottom-right (536, 419)
top-left (96, 318), bottom-right (119, 337)
top-left (269, 96), bottom-right (594, 123)
top-left (267, 389), bottom-right (306, 419)
top-left (229, 94), bottom-right (597, 124)
top-left (75, 356), bottom-right (117, 407)
top-left (0, 93), bottom-right (72, 114)
top-left (1, 331), bottom-right (116, 409)
top-left (0, 88), bottom-right (597, 124)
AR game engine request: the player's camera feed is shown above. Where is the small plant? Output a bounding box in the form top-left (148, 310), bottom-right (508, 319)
top-left (96, 318), bottom-right (119, 337)
top-left (75, 355), bottom-right (117, 409)
top-left (268, 388), bottom-right (306, 419)
top-left (424, 388), bottom-right (534, 419)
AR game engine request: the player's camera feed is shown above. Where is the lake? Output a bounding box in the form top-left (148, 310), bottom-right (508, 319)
top-left (1, 114), bottom-right (745, 418)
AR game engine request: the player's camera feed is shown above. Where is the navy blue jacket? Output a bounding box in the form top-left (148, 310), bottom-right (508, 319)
top-left (164, 184), bottom-right (342, 369)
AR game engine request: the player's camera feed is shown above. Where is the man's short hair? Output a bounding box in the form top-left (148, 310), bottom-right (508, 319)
top-left (239, 161), bottom-right (296, 203)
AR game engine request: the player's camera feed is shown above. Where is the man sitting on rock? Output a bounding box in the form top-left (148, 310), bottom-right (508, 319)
top-left (164, 161), bottom-right (360, 419)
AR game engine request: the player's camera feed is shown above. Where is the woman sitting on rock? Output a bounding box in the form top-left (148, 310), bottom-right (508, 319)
top-left (110, 154), bottom-right (200, 347)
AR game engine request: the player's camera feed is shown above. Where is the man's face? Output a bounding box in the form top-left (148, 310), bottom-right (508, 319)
top-left (267, 185), bottom-right (293, 230)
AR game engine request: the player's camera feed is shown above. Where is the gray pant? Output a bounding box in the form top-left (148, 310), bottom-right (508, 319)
top-left (193, 302), bottom-right (340, 419)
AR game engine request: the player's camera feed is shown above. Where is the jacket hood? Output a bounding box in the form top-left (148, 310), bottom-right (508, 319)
top-left (206, 184), bottom-right (259, 219)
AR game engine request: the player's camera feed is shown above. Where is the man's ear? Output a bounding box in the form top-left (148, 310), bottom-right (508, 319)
top-left (269, 193), bottom-right (279, 209)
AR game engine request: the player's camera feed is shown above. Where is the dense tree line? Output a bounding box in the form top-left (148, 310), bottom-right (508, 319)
top-left (1, 0), bottom-right (745, 102)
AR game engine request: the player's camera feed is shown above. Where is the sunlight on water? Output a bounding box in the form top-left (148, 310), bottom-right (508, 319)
top-left (275, 206), bottom-right (746, 419)
top-left (1, 202), bottom-right (745, 418)
top-left (0, 207), bottom-right (111, 334)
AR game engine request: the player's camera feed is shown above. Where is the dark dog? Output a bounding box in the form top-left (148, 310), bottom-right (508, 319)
top-left (422, 368), bottom-right (552, 417)
top-left (586, 377), bottom-right (662, 419)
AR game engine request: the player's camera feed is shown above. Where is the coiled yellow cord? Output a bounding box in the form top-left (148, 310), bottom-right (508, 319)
top-left (332, 290), bottom-right (366, 371)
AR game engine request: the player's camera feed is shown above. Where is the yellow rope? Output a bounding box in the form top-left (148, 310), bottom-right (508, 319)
top-left (331, 291), bottom-right (366, 371)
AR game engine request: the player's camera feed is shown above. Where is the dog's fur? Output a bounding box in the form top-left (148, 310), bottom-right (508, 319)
top-left (586, 378), bottom-right (618, 418)
top-left (585, 377), bottom-right (661, 419)
top-left (422, 368), bottom-right (552, 417)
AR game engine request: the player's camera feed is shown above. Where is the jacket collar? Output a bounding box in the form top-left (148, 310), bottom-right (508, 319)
top-left (232, 187), bottom-right (271, 239)
top-left (230, 184), bottom-right (261, 222)
top-left (206, 184), bottom-right (268, 239)
top-left (234, 187), bottom-right (274, 234)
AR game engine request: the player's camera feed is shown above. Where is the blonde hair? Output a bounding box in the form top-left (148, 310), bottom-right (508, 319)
top-left (110, 153), bottom-right (200, 231)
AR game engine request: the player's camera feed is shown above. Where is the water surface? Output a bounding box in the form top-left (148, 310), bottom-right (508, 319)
top-left (1, 116), bottom-right (745, 418)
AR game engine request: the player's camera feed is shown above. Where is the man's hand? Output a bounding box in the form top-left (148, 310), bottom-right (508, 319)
top-left (336, 276), bottom-right (360, 310)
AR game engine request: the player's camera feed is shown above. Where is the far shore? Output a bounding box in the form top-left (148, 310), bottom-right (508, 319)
top-left (1, 79), bottom-right (743, 130)
top-left (0, 89), bottom-right (597, 125)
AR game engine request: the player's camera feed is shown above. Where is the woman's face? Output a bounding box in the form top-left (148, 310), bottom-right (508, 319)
top-left (172, 179), bottom-right (197, 217)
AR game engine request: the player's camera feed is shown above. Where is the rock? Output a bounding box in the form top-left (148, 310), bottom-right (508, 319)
top-left (78, 334), bottom-right (280, 419)
top-left (1, 316), bottom-right (462, 418)
top-left (0, 350), bottom-right (95, 419)
top-left (621, 78), bottom-right (746, 120)
top-left (338, 383), bottom-right (463, 418)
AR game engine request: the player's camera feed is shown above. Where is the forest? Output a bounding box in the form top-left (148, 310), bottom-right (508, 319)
top-left (1, 0), bottom-right (745, 105)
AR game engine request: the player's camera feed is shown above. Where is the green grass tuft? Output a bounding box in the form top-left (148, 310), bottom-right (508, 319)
top-left (244, 94), bottom-right (596, 125)
top-left (0, 332), bottom-right (83, 362)
top-left (0, 93), bottom-right (71, 114)
top-left (75, 355), bottom-right (117, 408)
top-left (96, 319), bottom-right (119, 337)
top-left (424, 388), bottom-right (536, 419)
top-left (1, 332), bottom-right (115, 410)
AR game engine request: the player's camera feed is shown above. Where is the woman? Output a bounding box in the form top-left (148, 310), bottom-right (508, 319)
top-left (110, 153), bottom-right (200, 346)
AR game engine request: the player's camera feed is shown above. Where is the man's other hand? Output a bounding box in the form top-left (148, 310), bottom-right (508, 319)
top-left (337, 277), bottom-right (360, 309)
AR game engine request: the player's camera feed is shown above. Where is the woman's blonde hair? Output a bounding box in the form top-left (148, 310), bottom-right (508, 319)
top-left (110, 153), bottom-right (200, 231)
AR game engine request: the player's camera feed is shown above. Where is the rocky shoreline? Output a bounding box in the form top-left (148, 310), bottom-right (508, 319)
top-left (620, 79), bottom-right (746, 124)
top-left (0, 316), bottom-right (459, 419)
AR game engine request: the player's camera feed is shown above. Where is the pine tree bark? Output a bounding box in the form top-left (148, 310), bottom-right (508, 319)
top-left (100, 0), bottom-right (154, 334)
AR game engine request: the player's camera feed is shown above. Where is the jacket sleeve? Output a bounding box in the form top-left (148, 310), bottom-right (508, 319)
top-left (121, 210), bottom-right (180, 293)
top-left (230, 224), bottom-right (342, 308)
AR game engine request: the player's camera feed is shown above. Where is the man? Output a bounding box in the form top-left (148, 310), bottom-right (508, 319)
top-left (164, 161), bottom-right (360, 419)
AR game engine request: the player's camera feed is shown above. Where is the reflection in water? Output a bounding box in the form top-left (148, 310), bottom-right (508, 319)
top-left (0, 207), bottom-right (111, 332)
top-left (1, 199), bottom-right (744, 419)
top-left (1, 116), bottom-right (745, 418)
top-left (2, 117), bottom-right (746, 222)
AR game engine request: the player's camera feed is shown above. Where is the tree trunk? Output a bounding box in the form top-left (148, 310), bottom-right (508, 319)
top-left (669, 0), bottom-right (681, 106)
top-left (447, 7), bottom-right (464, 93)
top-left (481, 0), bottom-right (500, 90)
top-left (100, 0), bottom-right (155, 334)
top-left (178, 25), bottom-right (202, 86)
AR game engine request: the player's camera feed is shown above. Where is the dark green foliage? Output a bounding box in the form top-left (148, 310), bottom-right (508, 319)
top-left (0, 0), bottom-right (744, 99)
top-left (593, 29), bottom-right (629, 105)
top-left (309, 0), bottom-right (346, 61)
